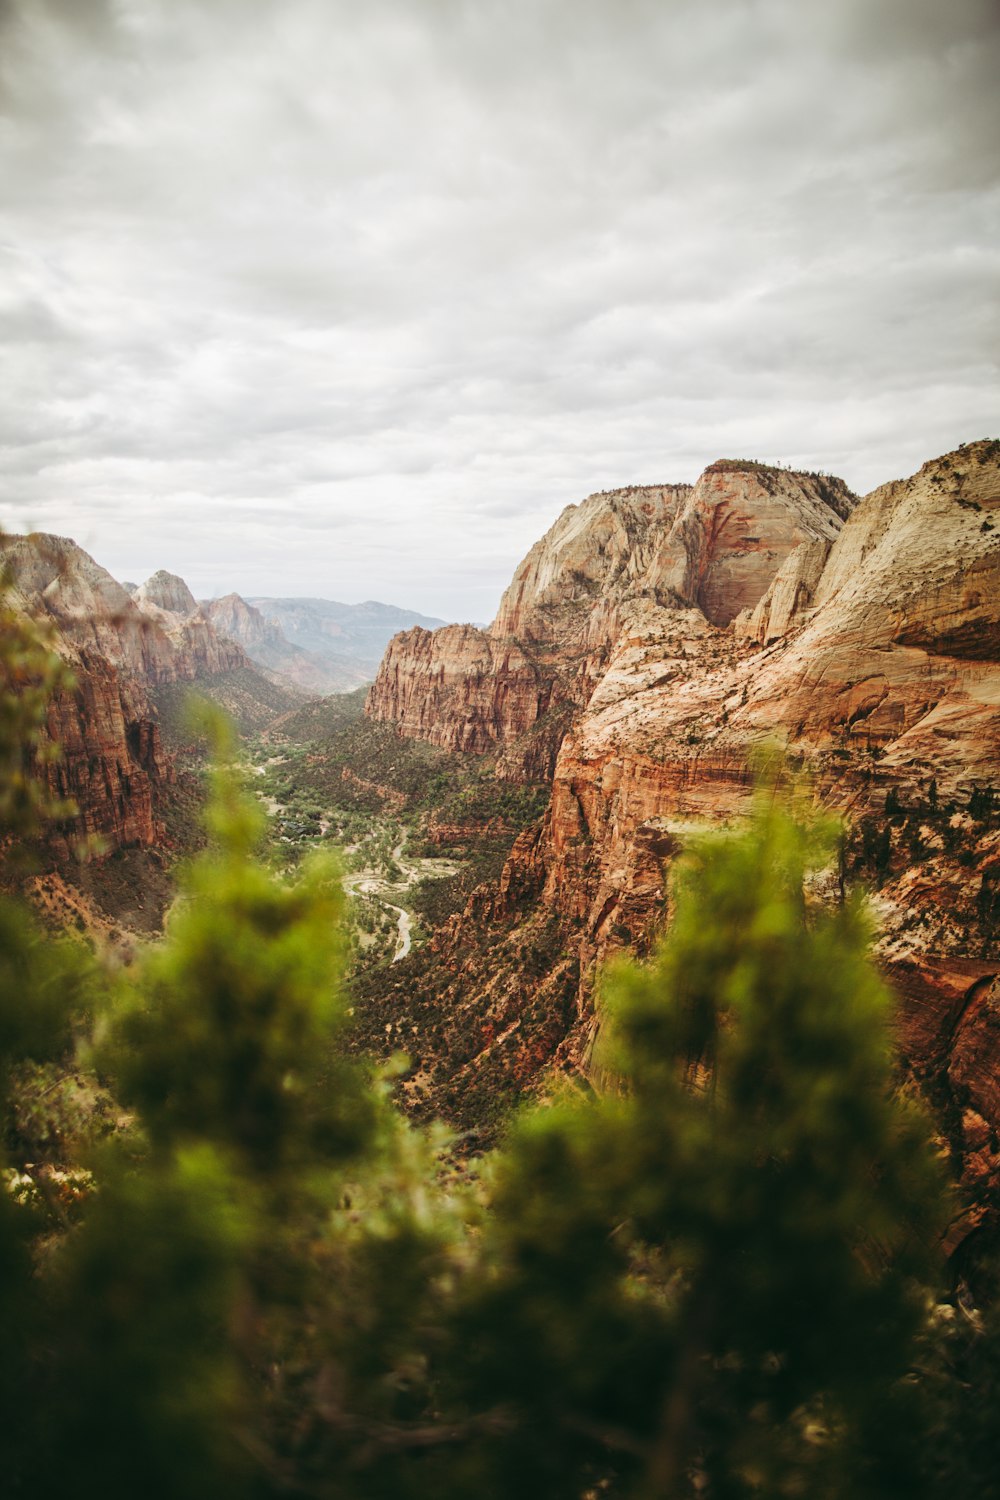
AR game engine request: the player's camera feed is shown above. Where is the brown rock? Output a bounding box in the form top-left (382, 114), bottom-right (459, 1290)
top-left (365, 437), bottom-right (1000, 1224)
top-left (368, 464), bottom-right (855, 770)
top-left (366, 623), bottom-right (567, 768)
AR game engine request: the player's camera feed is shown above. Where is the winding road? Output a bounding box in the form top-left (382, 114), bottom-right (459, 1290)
top-left (342, 857), bottom-right (413, 962)
top-left (341, 837), bottom-right (459, 964)
top-left (254, 768), bottom-right (457, 964)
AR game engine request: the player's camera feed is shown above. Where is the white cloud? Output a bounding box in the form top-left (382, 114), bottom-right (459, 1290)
top-left (0, 0), bottom-right (997, 620)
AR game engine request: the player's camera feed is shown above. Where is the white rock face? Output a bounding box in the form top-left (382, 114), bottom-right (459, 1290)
top-left (734, 538), bottom-right (832, 645)
top-left (131, 570), bottom-right (249, 677)
top-left (132, 570), bottom-right (200, 620)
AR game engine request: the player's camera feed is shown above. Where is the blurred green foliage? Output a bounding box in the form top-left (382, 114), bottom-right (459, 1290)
top-left (0, 616), bottom-right (997, 1498)
top-left (0, 587), bottom-right (77, 846)
top-left (459, 784), bottom-right (947, 1498)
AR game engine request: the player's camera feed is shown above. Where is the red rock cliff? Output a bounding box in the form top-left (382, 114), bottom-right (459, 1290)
top-left (367, 466), bottom-right (854, 773)
top-left (366, 440), bottom-right (1000, 1230)
top-left (0, 535), bottom-right (248, 862)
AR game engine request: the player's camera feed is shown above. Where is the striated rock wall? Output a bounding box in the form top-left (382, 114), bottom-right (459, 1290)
top-left (365, 439), bottom-right (1000, 1227)
top-left (526, 442), bottom-right (1000, 938)
top-left (366, 623), bottom-right (572, 769)
top-left (39, 648), bottom-right (172, 859)
top-left (368, 465), bottom-right (856, 770)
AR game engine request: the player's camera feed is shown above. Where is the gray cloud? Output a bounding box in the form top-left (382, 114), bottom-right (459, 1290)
top-left (0, 0), bottom-right (997, 620)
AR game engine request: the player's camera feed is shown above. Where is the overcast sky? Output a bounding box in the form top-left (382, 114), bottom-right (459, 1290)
top-left (1, 0), bottom-right (997, 620)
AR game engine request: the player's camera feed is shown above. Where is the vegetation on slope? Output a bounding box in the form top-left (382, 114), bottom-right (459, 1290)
top-left (150, 666), bottom-right (305, 745)
top-left (5, 611), bottom-right (1000, 1497)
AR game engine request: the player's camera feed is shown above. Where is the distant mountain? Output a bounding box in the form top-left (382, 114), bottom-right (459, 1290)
top-left (244, 597), bottom-right (447, 679)
top-left (200, 593), bottom-right (360, 696)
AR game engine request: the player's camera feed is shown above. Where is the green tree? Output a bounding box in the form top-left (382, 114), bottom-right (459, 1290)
top-left (35, 711), bottom-right (476, 1500)
top-left (0, 611), bottom-right (966, 1500)
top-left (458, 784), bottom-right (948, 1498)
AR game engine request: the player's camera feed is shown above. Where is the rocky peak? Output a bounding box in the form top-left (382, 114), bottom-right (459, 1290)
top-left (2, 532), bottom-right (179, 684)
top-left (367, 460), bottom-right (858, 765)
top-left (201, 593), bottom-right (283, 649)
top-left (131, 569), bottom-right (250, 678)
top-left (490, 484), bottom-right (693, 644)
top-left (646, 465), bottom-right (854, 627)
top-left (132, 569), bottom-right (199, 619)
top-left (3, 531), bottom-right (134, 620)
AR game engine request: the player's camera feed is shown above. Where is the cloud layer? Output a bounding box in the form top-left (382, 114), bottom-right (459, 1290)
top-left (1, 0), bottom-right (997, 618)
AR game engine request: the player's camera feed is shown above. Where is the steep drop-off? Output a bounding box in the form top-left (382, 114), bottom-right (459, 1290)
top-left (2, 535), bottom-right (281, 877)
top-left (361, 441), bottom-right (1000, 1233)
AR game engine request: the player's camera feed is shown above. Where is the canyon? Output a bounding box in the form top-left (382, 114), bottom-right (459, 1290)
top-left (245, 595), bottom-right (448, 692)
top-left (365, 440), bottom-right (1000, 1244)
top-left (6, 440), bottom-right (1000, 1248)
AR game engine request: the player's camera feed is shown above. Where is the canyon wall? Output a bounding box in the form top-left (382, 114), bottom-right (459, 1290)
top-left (367, 467), bottom-right (855, 774)
top-left (367, 440), bottom-right (1000, 1232)
top-left (1, 535), bottom-right (254, 862)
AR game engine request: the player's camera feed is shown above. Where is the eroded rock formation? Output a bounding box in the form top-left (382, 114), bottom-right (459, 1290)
top-left (2, 534), bottom-right (250, 863)
top-left (365, 439), bottom-right (1000, 1229)
top-left (367, 465), bottom-right (855, 775)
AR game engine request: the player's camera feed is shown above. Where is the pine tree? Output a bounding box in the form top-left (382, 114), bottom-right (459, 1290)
top-left (459, 781), bottom-right (948, 1498)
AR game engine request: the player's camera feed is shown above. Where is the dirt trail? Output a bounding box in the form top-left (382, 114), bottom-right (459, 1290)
top-left (253, 770), bottom-right (457, 965)
top-left (343, 835), bottom-right (458, 964)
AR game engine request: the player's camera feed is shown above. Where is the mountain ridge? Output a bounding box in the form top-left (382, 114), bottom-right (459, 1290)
top-left (361, 439), bottom-right (1000, 1242)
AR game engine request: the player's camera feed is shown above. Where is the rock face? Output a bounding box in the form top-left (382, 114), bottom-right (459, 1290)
top-left (131, 572), bottom-right (250, 679)
top-left (367, 439), bottom-right (1000, 1231)
top-left (133, 569), bottom-right (199, 618)
top-left (200, 593), bottom-right (352, 696)
top-left (2, 535), bottom-right (252, 862)
top-left (367, 466), bottom-right (855, 774)
top-left (39, 650), bottom-right (169, 860)
top-left (368, 624), bottom-right (568, 769)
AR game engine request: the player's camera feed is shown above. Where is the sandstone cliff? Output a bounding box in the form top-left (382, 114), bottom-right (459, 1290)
top-left (367, 465), bottom-right (855, 774)
top-left (364, 439), bottom-right (1000, 1235)
top-left (0, 535), bottom-right (174, 859)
